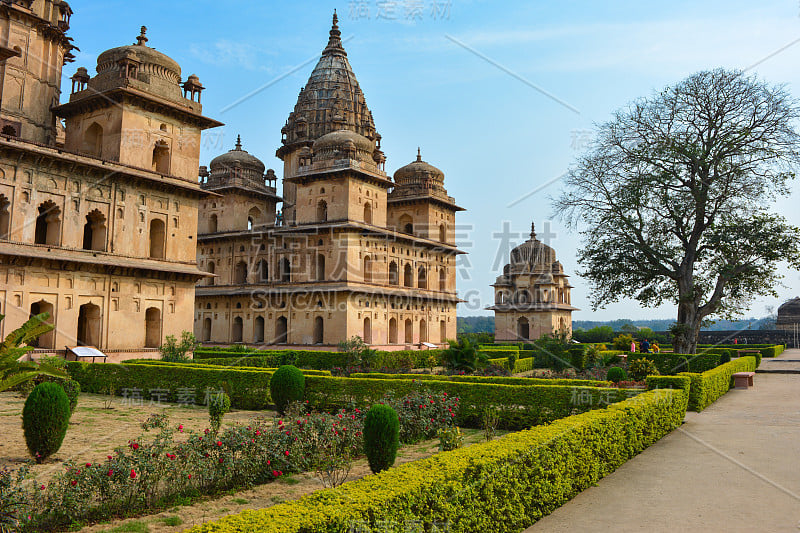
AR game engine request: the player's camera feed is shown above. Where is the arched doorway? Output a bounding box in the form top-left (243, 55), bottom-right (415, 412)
top-left (0, 194), bottom-right (10, 239)
top-left (82, 210), bottom-right (106, 251)
top-left (439, 269), bottom-right (446, 291)
top-left (403, 264), bottom-right (413, 287)
top-left (388, 317), bottom-right (397, 344)
top-left (280, 258), bottom-right (291, 282)
top-left (388, 261), bottom-right (399, 285)
top-left (313, 316), bottom-right (324, 344)
top-left (208, 213), bottom-right (218, 233)
top-left (144, 307), bottom-right (161, 348)
top-left (248, 207), bottom-right (261, 229)
top-left (275, 316), bottom-right (288, 343)
top-left (77, 302), bottom-right (101, 346)
top-left (316, 254), bottom-right (325, 281)
top-left (417, 266), bottom-right (427, 289)
top-left (152, 140), bottom-right (170, 173)
top-left (404, 318), bottom-right (413, 344)
top-left (517, 317), bottom-right (530, 340)
top-left (207, 261), bottom-right (215, 285)
top-left (232, 316), bottom-right (243, 343)
top-left (440, 320), bottom-right (447, 343)
top-left (254, 316), bottom-right (265, 343)
top-left (399, 214), bottom-right (413, 234)
top-left (149, 219), bottom-right (165, 259)
top-left (363, 317), bottom-right (372, 344)
top-left (258, 259), bottom-right (268, 281)
top-left (234, 261), bottom-right (247, 284)
top-left (82, 122), bottom-right (103, 157)
top-left (419, 319), bottom-right (428, 343)
top-left (363, 255), bottom-right (373, 283)
top-left (364, 203), bottom-right (372, 224)
top-left (439, 223), bottom-right (446, 243)
top-left (35, 201), bottom-right (61, 246)
top-left (29, 300), bottom-right (55, 348)
top-left (316, 200), bottom-right (327, 222)
top-left (202, 317), bottom-right (212, 342)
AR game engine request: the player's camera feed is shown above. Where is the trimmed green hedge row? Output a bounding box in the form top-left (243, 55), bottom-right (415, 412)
top-left (487, 356), bottom-right (535, 373)
top-left (697, 344), bottom-right (784, 358)
top-left (628, 352), bottom-right (722, 374)
top-left (349, 373), bottom-right (613, 388)
top-left (186, 389), bottom-right (686, 533)
top-left (120, 359), bottom-right (332, 376)
top-left (645, 375), bottom-right (691, 412)
top-left (679, 356), bottom-right (757, 411)
top-left (193, 348), bottom-right (445, 370)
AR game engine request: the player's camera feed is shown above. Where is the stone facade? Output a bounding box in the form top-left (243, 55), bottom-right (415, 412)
top-left (488, 224), bottom-right (577, 342)
top-left (0, 12), bottom-right (220, 352)
top-left (194, 14), bottom-right (464, 348)
top-left (776, 297), bottom-right (800, 333)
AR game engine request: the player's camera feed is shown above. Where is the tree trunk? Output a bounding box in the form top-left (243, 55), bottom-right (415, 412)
top-left (673, 299), bottom-right (701, 354)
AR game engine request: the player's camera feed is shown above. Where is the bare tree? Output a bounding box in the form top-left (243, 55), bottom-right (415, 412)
top-left (555, 69), bottom-right (800, 353)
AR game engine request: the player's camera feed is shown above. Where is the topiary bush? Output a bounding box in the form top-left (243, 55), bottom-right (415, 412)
top-left (506, 352), bottom-right (518, 373)
top-left (606, 366), bottom-right (627, 383)
top-left (269, 365), bottom-right (305, 415)
top-left (60, 379), bottom-right (80, 414)
top-left (22, 382), bottom-right (71, 463)
top-left (208, 392), bottom-right (231, 432)
top-left (718, 351), bottom-right (731, 365)
top-left (363, 404), bottom-right (400, 474)
top-left (628, 358), bottom-right (660, 381)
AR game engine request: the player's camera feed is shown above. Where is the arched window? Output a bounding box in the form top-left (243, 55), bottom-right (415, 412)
top-left (420, 319), bottom-right (428, 343)
top-left (403, 263), bottom-right (413, 287)
top-left (77, 303), bottom-right (102, 346)
top-left (207, 261), bottom-right (215, 285)
top-left (232, 316), bottom-right (243, 343)
top-left (82, 209), bottom-right (106, 251)
top-left (364, 202), bottom-right (372, 224)
top-left (148, 219), bottom-right (165, 259)
top-left (275, 316), bottom-right (288, 343)
top-left (35, 200), bottom-right (61, 246)
top-left (388, 261), bottom-right (399, 285)
top-left (313, 316), bottom-right (324, 344)
top-left (254, 316), bottom-right (265, 343)
top-left (208, 214), bottom-right (218, 233)
top-left (440, 320), bottom-right (447, 343)
top-left (404, 318), bottom-right (413, 344)
top-left (363, 317), bottom-right (372, 344)
top-left (317, 200), bottom-right (327, 222)
top-left (145, 307), bottom-right (162, 348)
top-left (417, 266), bottom-right (427, 289)
top-left (202, 317), bottom-right (212, 342)
top-left (29, 300), bottom-right (55, 348)
top-left (152, 140), bottom-right (170, 173)
top-left (1, 124), bottom-right (17, 137)
top-left (234, 261), bottom-right (247, 284)
top-left (517, 317), bottom-right (530, 340)
top-left (399, 214), bottom-right (413, 234)
top-left (280, 257), bottom-right (291, 282)
top-left (439, 268), bottom-right (446, 291)
top-left (439, 223), bottom-right (446, 243)
top-left (82, 122), bottom-right (103, 157)
top-left (315, 253), bottom-right (326, 281)
top-left (389, 317), bottom-right (398, 344)
top-left (248, 207), bottom-right (261, 229)
top-left (258, 259), bottom-right (268, 281)
top-left (0, 194), bottom-right (10, 239)
top-left (363, 255), bottom-right (373, 283)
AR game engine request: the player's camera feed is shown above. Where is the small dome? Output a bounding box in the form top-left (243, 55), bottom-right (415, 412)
top-left (778, 297), bottom-right (800, 316)
top-left (209, 135), bottom-right (265, 174)
top-left (312, 129), bottom-right (374, 152)
top-left (393, 148), bottom-right (444, 185)
top-left (509, 223), bottom-right (556, 268)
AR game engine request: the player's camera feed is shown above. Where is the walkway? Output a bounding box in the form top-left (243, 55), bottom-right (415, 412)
top-left (525, 349), bottom-right (800, 533)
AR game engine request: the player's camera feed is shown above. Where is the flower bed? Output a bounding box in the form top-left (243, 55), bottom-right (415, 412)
top-left (185, 389), bottom-right (687, 533)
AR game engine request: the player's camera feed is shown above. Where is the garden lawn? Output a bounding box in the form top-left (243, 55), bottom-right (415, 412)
top-left (0, 392), bottom-right (267, 477)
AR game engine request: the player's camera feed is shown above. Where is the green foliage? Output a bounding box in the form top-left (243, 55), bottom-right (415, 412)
top-left (184, 390), bottom-right (686, 533)
top-left (437, 426), bottom-right (463, 452)
top-left (208, 392), bottom-right (231, 432)
top-left (530, 333), bottom-right (572, 371)
top-left (606, 367), bottom-right (627, 383)
top-left (348, 372), bottom-right (611, 388)
top-left (611, 334), bottom-right (635, 352)
top-left (337, 336), bottom-right (375, 368)
top-left (0, 313), bottom-right (65, 392)
top-left (0, 465), bottom-right (29, 533)
top-left (718, 351), bottom-right (731, 365)
top-left (567, 345), bottom-right (587, 370)
top-left (682, 356), bottom-right (757, 411)
top-left (628, 352), bottom-right (722, 374)
top-left (22, 382), bottom-right (70, 463)
top-left (363, 404), bottom-right (399, 474)
top-left (506, 352), bottom-right (518, 374)
top-left (159, 331), bottom-right (200, 363)
top-left (443, 338), bottom-right (487, 373)
top-left (60, 379), bottom-right (81, 414)
top-left (571, 325), bottom-right (615, 343)
top-left (269, 365), bottom-right (305, 415)
top-left (627, 358), bottom-right (659, 381)
top-left (599, 351), bottom-right (624, 366)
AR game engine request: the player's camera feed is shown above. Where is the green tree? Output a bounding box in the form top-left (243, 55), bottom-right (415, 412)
top-left (159, 331), bottom-right (200, 362)
top-left (442, 338), bottom-right (487, 373)
top-left (0, 313), bottom-right (65, 392)
top-left (555, 69), bottom-right (800, 353)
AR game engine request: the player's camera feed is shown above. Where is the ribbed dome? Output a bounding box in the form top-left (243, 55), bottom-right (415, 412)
top-left (313, 129), bottom-right (374, 152)
top-left (510, 224), bottom-right (556, 268)
top-left (210, 135), bottom-right (265, 174)
top-left (393, 149), bottom-right (444, 185)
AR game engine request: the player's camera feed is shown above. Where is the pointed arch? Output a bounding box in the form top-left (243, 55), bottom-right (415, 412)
top-left (208, 213), bottom-right (218, 233)
top-left (313, 316), bottom-right (324, 344)
top-left (148, 218), bottom-right (165, 258)
top-left (363, 316), bottom-right (372, 344)
top-left (82, 209), bottom-right (106, 251)
top-left (35, 200), bottom-right (61, 246)
top-left (234, 261), bottom-right (248, 284)
top-left (363, 255), bottom-right (373, 283)
top-left (82, 122), bottom-right (103, 157)
top-left (364, 202), bottom-right (372, 224)
top-left (403, 263), bottom-right (413, 287)
top-left (254, 316), bottom-right (265, 343)
top-left (388, 261), bottom-right (399, 285)
top-left (0, 194), bottom-right (10, 239)
top-left (389, 317), bottom-right (398, 344)
top-left (317, 200), bottom-right (328, 222)
top-left (232, 316), bottom-right (243, 342)
top-left (417, 265), bottom-right (427, 289)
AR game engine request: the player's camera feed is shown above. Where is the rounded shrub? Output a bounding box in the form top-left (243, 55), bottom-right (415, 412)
top-left (363, 403), bottom-right (400, 474)
top-left (506, 352), bottom-right (518, 372)
top-left (269, 365), bottom-right (305, 415)
top-left (22, 382), bottom-right (71, 463)
top-left (208, 392), bottom-right (231, 432)
top-left (606, 366), bottom-right (627, 383)
top-left (60, 379), bottom-right (81, 414)
top-left (628, 358), bottom-right (659, 381)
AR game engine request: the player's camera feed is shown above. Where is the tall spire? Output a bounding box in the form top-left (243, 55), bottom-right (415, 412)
top-left (235, 134), bottom-right (242, 150)
top-left (416, 147), bottom-right (422, 161)
top-left (530, 222), bottom-right (537, 240)
top-left (324, 9), bottom-right (344, 56)
top-left (135, 26), bottom-right (148, 46)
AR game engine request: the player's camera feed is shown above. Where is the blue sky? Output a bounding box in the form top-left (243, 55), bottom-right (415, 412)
top-left (64, 0), bottom-right (800, 321)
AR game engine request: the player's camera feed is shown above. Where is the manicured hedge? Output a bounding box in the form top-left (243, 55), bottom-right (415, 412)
top-left (487, 356), bottom-right (535, 373)
top-left (193, 348), bottom-right (445, 370)
top-left (680, 356), bottom-right (757, 411)
top-left (645, 375), bottom-right (691, 412)
top-left (186, 389), bottom-right (686, 533)
top-left (121, 359), bottom-right (332, 376)
top-left (349, 373), bottom-right (613, 388)
top-left (479, 349), bottom-right (519, 360)
top-left (697, 344), bottom-right (784, 358)
top-left (628, 352), bottom-right (722, 374)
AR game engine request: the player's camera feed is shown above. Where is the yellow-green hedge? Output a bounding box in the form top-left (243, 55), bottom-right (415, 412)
top-left (680, 356), bottom-right (756, 411)
top-left (349, 372), bottom-right (612, 388)
top-left (487, 356), bottom-right (535, 373)
top-left (187, 389), bottom-right (686, 533)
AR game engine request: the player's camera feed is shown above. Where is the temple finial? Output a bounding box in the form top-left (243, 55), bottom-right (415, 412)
top-left (235, 134), bottom-right (242, 150)
top-left (325, 10), bottom-right (343, 54)
top-left (333, 9), bottom-right (338, 28)
top-left (136, 26), bottom-right (148, 46)
top-left (530, 222), bottom-right (536, 240)
top-left (416, 147), bottom-right (421, 161)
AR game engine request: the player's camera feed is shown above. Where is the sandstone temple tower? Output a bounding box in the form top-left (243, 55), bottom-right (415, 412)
top-left (194, 13), bottom-right (465, 348)
top-left (0, 8), bottom-right (220, 353)
top-left (489, 223), bottom-right (577, 341)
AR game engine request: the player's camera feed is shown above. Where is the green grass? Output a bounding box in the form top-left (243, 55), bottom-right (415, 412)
top-left (218, 508), bottom-right (230, 514)
top-left (98, 521), bottom-right (150, 533)
top-left (281, 476), bottom-right (300, 485)
top-left (230, 498), bottom-right (249, 505)
top-left (270, 496), bottom-right (283, 504)
top-left (157, 515), bottom-right (183, 526)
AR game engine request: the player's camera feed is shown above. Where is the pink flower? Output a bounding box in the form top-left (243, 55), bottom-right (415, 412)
top-left (70, 480), bottom-right (77, 486)
top-left (255, 430), bottom-right (261, 436)
top-left (107, 455), bottom-right (112, 460)
top-left (188, 474), bottom-right (192, 479)
top-left (130, 469), bottom-right (136, 479)
top-left (284, 450), bottom-right (290, 456)
top-left (178, 424), bottom-right (184, 432)
top-left (219, 457), bottom-right (224, 464)
top-left (40, 484), bottom-right (45, 490)
top-left (85, 462), bottom-right (91, 467)
top-left (108, 469), bottom-right (113, 477)
top-left (216, 440), bottom-right (222, 447)
top-left (130, 442), bottom-right (139, 450)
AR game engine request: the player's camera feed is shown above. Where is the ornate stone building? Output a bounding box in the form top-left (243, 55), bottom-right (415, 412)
top-left (776, 297), bottom-right (800, 333)
top-left (0, 4), bottom-right (220, 352)
top-left (194, 14), bottom-right (464, 348)
top-left (488, 224), bottom-right (577, 341)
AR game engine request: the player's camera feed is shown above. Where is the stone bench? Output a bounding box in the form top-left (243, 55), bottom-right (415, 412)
top-left (732, 371), bottom-right (755, 389)
top-left (735, 349), bottom-right (761, 358)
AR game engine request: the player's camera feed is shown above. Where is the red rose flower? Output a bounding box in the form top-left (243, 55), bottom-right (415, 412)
top-left (108, 469), bottom-right (113, 477)
top-left (130, 469), bottom-right (136, 479)
top-left (70, 480), bottom-right (77, 486)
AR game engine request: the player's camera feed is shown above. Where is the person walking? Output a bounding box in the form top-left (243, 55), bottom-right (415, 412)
top-left (641, 338), bottom-right (651, 353)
